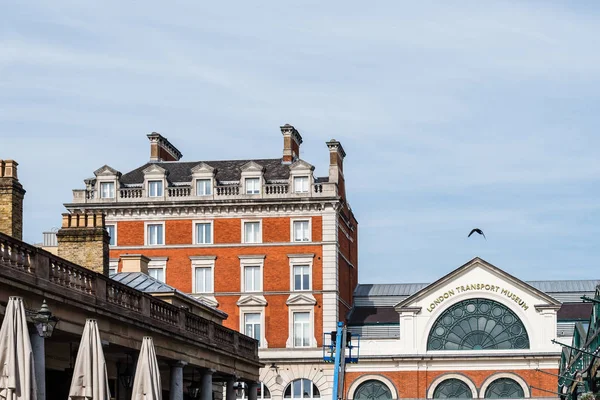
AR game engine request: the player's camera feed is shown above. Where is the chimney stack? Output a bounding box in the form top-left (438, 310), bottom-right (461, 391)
top-left (120, 254), bottom-right (150, 274)
top-left (326, 139), bottom-right (347, 197)
top-left (0, 160), bottom-right (26, 240)
top-left (280, 124), bottom-right (303, 163)
top-left (56, 212), bottom-right (109, 275)
top-left (147, 132), bottom-right (183, 162)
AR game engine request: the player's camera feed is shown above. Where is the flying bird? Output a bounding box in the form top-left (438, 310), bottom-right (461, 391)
top-left (468, 228), bottom-right (486, 240)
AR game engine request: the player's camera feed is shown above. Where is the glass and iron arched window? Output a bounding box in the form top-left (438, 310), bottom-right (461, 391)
top-left (284, 379), bottom-right (320, 399)
top-left (235, 382), bottom-right (271, 400)
top-left (354, 380), bottom-right (393, 400)
top-left (432, 379), bottom-right (473, 398)
top-left (484, 378), bottom-right (524, 399)
top-left (427, 298), bottom-right (529, 350)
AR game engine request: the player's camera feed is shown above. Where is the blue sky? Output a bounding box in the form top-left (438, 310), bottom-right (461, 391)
top-left (2, 1), bottom-right (600, 284)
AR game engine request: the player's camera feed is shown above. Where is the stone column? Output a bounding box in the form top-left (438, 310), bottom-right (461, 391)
top-left (225, 377), bottom-right (236, 400)
top-left (29, 332), bottom-right (46, 400)
top-left (169, 361), bottom-right (187, 400)
top-left (247, 382), bottom-right (258, 400)
top-left (201, 369), bottom-right (215, 400)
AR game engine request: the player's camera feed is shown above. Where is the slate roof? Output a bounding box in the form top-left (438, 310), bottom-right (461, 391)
top-left (111, 272), bottom-right (227, 318)
top-left (354, 280), bottom-right (600, 297)
top-left (119, 159), bottom-right (295, 185)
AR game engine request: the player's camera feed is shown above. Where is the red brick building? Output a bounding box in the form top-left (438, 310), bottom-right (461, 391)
top-left (66, 125), bottom-right (358, 399)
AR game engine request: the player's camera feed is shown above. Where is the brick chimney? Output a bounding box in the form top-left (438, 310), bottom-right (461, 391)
top-left (326, 139), bottom-right (346, 196)
top-left (147, 132), bottom-right (183, 162)
top-left (56, 212), bottom-right (109, 275)
top-left (280, 124), bottom-right (303, 163)
top-left (120, 254), bottom-right (150, 274)
top-left (0, 160), bottom-right (26, 240)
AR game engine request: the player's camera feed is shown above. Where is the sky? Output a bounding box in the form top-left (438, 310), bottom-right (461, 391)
top-left (2, 1), bottom-right (600, 284)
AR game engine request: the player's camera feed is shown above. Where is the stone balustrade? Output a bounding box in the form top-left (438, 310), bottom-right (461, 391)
top-left (0, 232), bottom-right (259, 361)
top-left (71, 181), bottom-right (333, 204)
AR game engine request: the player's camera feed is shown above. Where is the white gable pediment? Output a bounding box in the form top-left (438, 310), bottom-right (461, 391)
top-left (240, 161), bottom-right (265, 173)
top-left (192, 295), bottom-right (219, 308)
top-left (142, 164), bottom-right (168, 176)
top-left (290, 159), bottom-right (315, 172)
top-left (236, 295), bottom-right (268, 307)
top-left (191, 162), bottom-right (215, 175)
top-left (94, 165), bottom-right (121, 177)
top-left (286, 293), bottom-right (317, 306)
top-left (395, 257), bottom-right (561, 314)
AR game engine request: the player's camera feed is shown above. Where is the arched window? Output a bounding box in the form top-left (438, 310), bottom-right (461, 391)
top-left (484, 378), bottom-right (524, 399)
top-left (432, 379), bottom-right (473, 398)
top-left (354, 380), bottom-right (392, 400)
top-left (427, 298), bottom-right (529, 350)
top-left (284, 379), bottom-right (320, 399)
top-left (235, 382), bottom-right (271, 400)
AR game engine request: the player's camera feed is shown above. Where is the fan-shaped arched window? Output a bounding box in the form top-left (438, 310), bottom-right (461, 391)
top-left (427, 298), bottom-right (529, 350)
top-left (432, 379), bottom-right (473, 398)
top-left (284, 379), bottom-right (320, 399)
top-left (354, 380), bottom-right (392, 400)
top-left (484, 378), bottom-right (524, 398)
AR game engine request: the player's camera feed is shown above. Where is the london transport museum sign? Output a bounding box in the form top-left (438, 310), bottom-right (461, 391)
top-left (426, 284), bottom-right (529, 313)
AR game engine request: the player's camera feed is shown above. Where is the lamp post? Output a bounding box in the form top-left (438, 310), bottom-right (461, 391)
top-left (118, 354), bottom-right (134, 398)
top-left (30, 299), bottom-right (58, 400)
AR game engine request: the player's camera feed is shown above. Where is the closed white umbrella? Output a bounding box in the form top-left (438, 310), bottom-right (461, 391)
top-left (131, 337), bottom-right (162, 400)
top-left (0, 296), bottom-right (37, 400)
top-left (68, 319), bottom-right (110, 400)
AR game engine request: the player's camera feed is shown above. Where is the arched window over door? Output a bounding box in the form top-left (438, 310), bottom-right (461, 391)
top-left (484, 378), bottom-right (524, 399)
top-left (284, 379), bottom-right (320, 399)
top-left (427, 298), bottom-right (529, 350)
top-left (432, 379), bottom-right (473, 398)
top-left (354, 380), bottom-right (392, 400)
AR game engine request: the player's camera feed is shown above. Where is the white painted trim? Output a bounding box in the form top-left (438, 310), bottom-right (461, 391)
top-left (190, 257), bottom-right (216, 294)
top-left (479, 372), bottom-right (530, 398)
top-left (98, 181), bottom-right (116, 199)
top-left (427, 373), bottom-right (478, 399)
top-left (192, 219), bottom-right (214, 244)
top-left (105, 222), bottom-right (117, 246)
top-left (194, 177), bottom-right (214, 196)
top-left (242, 219), bottom-right (262, 244)
top-left (288, 254), bottom-right (314, 292)
top-left (290, 217), bottom-right (312, 243)
top-left (287, 307), bottom-right (317, 349)
top-left (239, 307), bottom-right (269, 349)
top-left (144, 221), bottom-right (165, 246)
top-left (239, 255), bottom-right (265, 293)
top-left (147, 179), bottom-right (164, 198)
top-left (346, 375), bottom-right (398, 400)
top-left (148, 258), bottom-right (167, 282)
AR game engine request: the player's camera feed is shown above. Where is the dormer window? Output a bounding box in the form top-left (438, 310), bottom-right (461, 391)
top-left (148, 180), bottom-right (163, 197)
top-left (196, 179), bottom-right (212, 196)
top-left (100, 182), bottom-right (115, 198)
top-left (294, 176), bottom-right (309, 193)
top-left (246, 178), bottom-right (260, 194)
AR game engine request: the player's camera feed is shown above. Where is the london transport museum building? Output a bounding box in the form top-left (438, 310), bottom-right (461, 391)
top-left (63, 127), bottom-right (599, 400)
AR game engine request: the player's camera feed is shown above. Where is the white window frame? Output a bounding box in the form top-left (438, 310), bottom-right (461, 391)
top-left (293, 176), bottom-right (309, 193)
top-left (292, 265), bottom-right (311, 291)
top-left (237, 302), bottom-right (268, 348)
top-left (108, 258), bottom-right (119, 276)
top-left (147, 180), bottom-right (164, 197)
top-left (145, 221), bottom-right (165, 246)
top-left (291, 310), bottom-right (313, 348)
top-left (288, 254), bottom-right (314, 292)
top-left (190, 256), bottom-right (216, 295)
top-left (243, 312), bottom-right (262, 345)
top-left (291, 218), bottom-right (312, 242)
top-left (195, 178), bottom-right (213, 196)
top-left (105, 223), bottom-right (117, 246)
top-left (192, 220), bottom-right (214, 245)
top-left (99, 181), bottom-right (115, 199)
top-left (239, 255), bottom-right (265, 293)
top-left (242, 220), bottom-right (262, 244)
top-left (148, 258), bottom-right (167, 282)
top-left (245, 177), bottom-right (261, 194)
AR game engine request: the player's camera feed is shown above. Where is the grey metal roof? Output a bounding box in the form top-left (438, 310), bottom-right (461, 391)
top-left (354, 280), bottom-right (600, 297)
top-left (112, 272), bottom-right (227, 317)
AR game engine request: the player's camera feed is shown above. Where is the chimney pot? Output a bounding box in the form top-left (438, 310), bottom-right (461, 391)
top-left (147, 132), bottom-right (183, 162)
top-left (280, 124), bottom-right (303, 164)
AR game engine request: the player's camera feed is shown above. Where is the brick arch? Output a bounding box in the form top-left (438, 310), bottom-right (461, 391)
top-left (260, 363), bottom-right (331, 399)
top-left (427, 373), bottom-right (478, 399)
top-left (346, 374), bottom-right (398, 400)
top-left (479, 372), bottom-right (530, 398)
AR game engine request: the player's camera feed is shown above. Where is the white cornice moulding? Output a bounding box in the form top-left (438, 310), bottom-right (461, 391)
top-left (237, 295), bottom-right (268, 307)
top-left (286, 293), bottom-right (317, 306)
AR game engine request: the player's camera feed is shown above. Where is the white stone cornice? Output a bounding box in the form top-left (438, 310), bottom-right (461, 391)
top-left (286, 293), bottom-right (317, 306)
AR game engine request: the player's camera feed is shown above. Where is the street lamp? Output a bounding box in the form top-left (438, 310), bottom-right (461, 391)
top-left (118, 354), bottom-right (134, 390)
top-left (187, 369), bottom-right (201, 399)
top-left (32, 300), bottom-right (58, 338)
